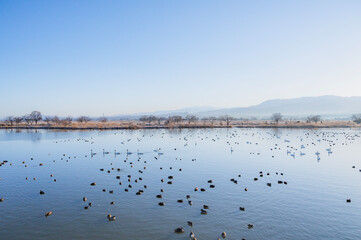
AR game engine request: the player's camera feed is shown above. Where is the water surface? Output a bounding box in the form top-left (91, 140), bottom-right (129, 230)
top-left (1, 128), bottom-right (361, 240)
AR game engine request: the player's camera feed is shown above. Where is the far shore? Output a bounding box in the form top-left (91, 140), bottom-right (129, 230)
top-left (0, 120), bottom-right (359, 130)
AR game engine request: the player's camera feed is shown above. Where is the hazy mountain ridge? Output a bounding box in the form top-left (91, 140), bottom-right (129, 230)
top-left (112, 96), bottom-right (361, 120)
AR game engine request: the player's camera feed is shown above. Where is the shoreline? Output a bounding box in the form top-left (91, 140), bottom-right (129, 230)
top-left (0, 123), bottom-right (359, 130)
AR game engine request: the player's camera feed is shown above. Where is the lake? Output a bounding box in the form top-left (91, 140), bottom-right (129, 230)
top-left (0, 128), bottom-right (361, 240)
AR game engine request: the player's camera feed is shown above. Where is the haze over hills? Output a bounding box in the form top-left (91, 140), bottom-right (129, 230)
top-left (112, 96), bottom-right (361, 120)
top-left (198, 96), bottom-right (361, 119)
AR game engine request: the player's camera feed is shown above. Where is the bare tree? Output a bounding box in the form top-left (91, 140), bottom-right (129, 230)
top-left (52, 116), bottom-right (61, 125)
top-left (64, 116), bottom-right (73, 125)
top-left (149, 116), bottom-right (157, 124)
top-left (352, 114), bottom-right (361, 124)
top-left (84, 116), bottom-right (90, 123)
top-left (139, 115), bottom-right (157, 124)
top-left (306, 115), bottom-right (321, 123)
top-left (271, 113), bottom-right (283, 124)
top-left (241, 118), bottom-right (250, 125)
top-left (209, 116), bottom-right (216, 126)
top-left (23, 114), bottom-right (33, 125)
top-left (14, 117), bottom-right (23, 125)
top-left (139, 116), bottom-right (148, 123)
top-left (30, 111), bottom-right (42, 125)
top-left (77, 116), bottom-right (90, 123)
top-left (220, 115), bottom-right (234, 127)
top-left (201, 117), bottom-right (208, 125)
top-left (5, 116), bottom-right (14, 126)
top-left (217, 116), bottom-right (223, 125)
top-left (186, 115), bottom-right (198, 125)
top-left (44, 116), bottom-right (52, 125)
top-left (99, 116), bottom-right (108, 123)
top-left (170, 115), bottom-right (183, 125)
top-left (164, 119), bottom-right (171, 125)
top-left (156, 117), bottom-right (164, 125)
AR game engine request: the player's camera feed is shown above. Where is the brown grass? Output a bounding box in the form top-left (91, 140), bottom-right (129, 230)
top-left (0, 120), bottom-right (359, 130)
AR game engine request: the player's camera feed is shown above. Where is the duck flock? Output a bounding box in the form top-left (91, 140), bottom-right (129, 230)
top-left (0, 128), bottom-right (361, 239)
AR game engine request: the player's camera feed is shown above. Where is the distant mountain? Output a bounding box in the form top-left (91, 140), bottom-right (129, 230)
top-left (111, 96), bottom-right (361, 120)
top-left (198, 96), bottom-right (361, 119)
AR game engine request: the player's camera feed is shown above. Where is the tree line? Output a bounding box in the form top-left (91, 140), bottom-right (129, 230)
top-left (139, 115), bottom-right (236, 126)
top-left (4, 111), bottom-right (361, 127)
top-left (4, 111), bottom-right (109, 126)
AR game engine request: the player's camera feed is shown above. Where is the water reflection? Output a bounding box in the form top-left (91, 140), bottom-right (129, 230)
top-left (0, 128), bottom-right (361, 240)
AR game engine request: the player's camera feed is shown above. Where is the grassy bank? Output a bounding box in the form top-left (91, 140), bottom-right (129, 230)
top-left (0, 120), bottom-right (359, 130)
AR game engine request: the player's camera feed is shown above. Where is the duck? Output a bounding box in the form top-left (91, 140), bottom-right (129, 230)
top-left (45, 211), bottom-right (53, 217)
top-left (108, 215), bottom-right (116, 221)
top-left (174, 227), bottom-right (184, 233)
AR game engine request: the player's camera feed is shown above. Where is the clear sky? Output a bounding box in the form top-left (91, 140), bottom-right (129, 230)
top-left (1, 0), bottom-right (361, 117)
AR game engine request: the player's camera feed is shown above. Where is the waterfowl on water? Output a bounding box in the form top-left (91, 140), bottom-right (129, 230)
top-left (107, 214), bottom-right (116, 221)
top-left (174, 227), bottom-right (184, 233)
top-left (200, 209), bottom-right (207, 215)
top-left (45, 211), bottom-right (52, 217)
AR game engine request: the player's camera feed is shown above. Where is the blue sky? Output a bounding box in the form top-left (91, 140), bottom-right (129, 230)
top-left (1, 0), bottom-right (361, 117)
